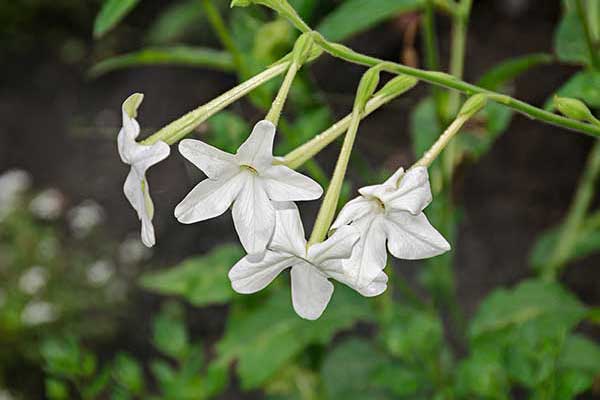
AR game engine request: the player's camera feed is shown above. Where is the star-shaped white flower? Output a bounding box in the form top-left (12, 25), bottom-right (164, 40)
top-left (229, 202), bottom-right (386, 319)
top-left (175, 120), bottom-right (323, 255)
top-left (332, 166), bottom-right (450, 290)
top-left (118, 93), bottom-right (170, 248)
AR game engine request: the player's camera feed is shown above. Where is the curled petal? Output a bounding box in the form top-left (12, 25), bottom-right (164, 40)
top-left (174, 173), bottom-right (244, 223)
top-left (123, 170), bottom-right (156, 247)
top-left (121, 93), bottom-right (144, 140)
top-left (291, 262), bottom-right (334, 320)
top-left (270, 202), bottom-right (307, 257)
top-left (179, 139), bottom-right (237, 179)
top-left (262, 165), bottom-right (323, 201)
top-left (236, 120), bottom-right (275, 172)
top-left (128, 141), bottom-right (171, 177)
top-left (333, 269), bottom-right (388, 297)
top-left (385, 211), bottom-right (450, 259)
top-left (229, 251), bottom-right (294, 294)
top-left (232, 175), bottom-right (275, 254)
top-left (307, 225), bottom-right (359, 266)
top-left (331, 196), bottom-right (375, 230)
top-left (343, 216), bottom-right (388, 289)
top-left (381, 167), bottom-right (432, 215)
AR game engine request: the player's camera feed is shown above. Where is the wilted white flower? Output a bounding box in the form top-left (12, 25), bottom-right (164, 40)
top-left (229, 202), bottom-right (385, 320)
top-left (118, 235), bottom-right (152, 264)
top-left (68, 199), bottom-right (105, 237)
top-left (87, 259), bottom-right (115, 286)
top-left (332, 167), bottom-right (450, 290)
top-left (0, 169), bottom-right (31, 220)
top-left (21, 301), bottom-right (58, 326)
top-left (18, 266), bottom-right (48, 295)
top-left (175, 120), bottom-right (323, 255)
top-left (118, 93), bottom-right (170, 248)
top-left (29, 189), bottom-right (64, 220)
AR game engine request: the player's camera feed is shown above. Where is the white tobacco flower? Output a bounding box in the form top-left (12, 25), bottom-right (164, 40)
top-left (68, 199), bottom-right (105, 238)
top-left (21, 301), bottom-right (58, 326)
top-left (175, 120), bottom-right (323, 254)
top-left (87, 259), bottom-right (115, 286)
top-left (18, 266), bottom-right (48, 295)
top-left (29, 189), bottom-right (64, 220)
top-left (118, 93), bottom-right (170, 248)
top-left (229, 202), bottom-right (386, 320)
top-left (332, 166), bottom-right (450, 290)
top-left (0, 169), bottom-right (31, 220)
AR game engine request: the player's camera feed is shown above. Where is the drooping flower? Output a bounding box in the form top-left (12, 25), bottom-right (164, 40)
top-left (175, 120), bottom-right (323, 255)
top-left (228, 202), bottom-right (386, 320)
top-left (332, 166), bottom-right (450, 290)
top-left (118, 93), bottom-right (170, 248)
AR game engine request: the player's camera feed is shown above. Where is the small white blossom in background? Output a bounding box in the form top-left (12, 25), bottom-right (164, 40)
top-left (87, 259), bottom-right (115, 286)
top-left (0, 169), bottom-right (31, 220)
top-left (118, 235), bottom-right (152, 264)
top-left (118, 93), bottom-right (170, 248)
top-left (21, 301), bottom-right (58, 326)
top-left (18, 266), bottom-right (48, 295)
top-left (29, 189), bottom-right (64, 220)
top-left (176, 120), bottom-right (323, 255)
top-left (68, 199), bottom-right (105, 238)
top-left (332, 167), bottom-right (450, 290)
top-left (229, 202), bottom-right (385, 320)
top-left (0, 389), bottom-right (14, 400)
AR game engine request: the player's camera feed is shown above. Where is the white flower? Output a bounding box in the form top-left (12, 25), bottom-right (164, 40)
top-left (0, 169), bottom-right (31, 220)
top-left (21, 301), bottom-right (58, 326)
top-left (68, 199), bottom-right (105, 238)
top-left (87, 259), bottom-right (115, 286)
top-left (118, 93), bottom-right (170, 248)
top-left (29, 189), bottom-right (63, 220)
top-left (229, 202), bottom-right (386, 320)
top-left (18, 266), bottom-right (48, 295)
top-left (175, 120), bottom-right (323, 255)
top-left (332, 167), bottom-right (450, 290)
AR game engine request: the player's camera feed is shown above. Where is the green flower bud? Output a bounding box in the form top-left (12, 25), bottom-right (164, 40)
top-left (292, 33), bottom-right (317, 65)
top-left (459, 93), bottom-right (487, 117)
top-left (377, 75), bottom-right (418, 99)
top-left (354, 66), bottom-right (382, 112)
top-left (554, 96), bottom-right (597, 124)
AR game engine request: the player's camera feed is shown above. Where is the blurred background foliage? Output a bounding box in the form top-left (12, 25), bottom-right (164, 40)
top-left (0, 0), bottom-right (599, 399)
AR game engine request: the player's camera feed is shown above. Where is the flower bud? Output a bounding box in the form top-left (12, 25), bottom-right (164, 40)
top-left (292, 33), bottom-right (317, 65)
top-left (554, 96), bottom-right (596, 123)
top-left (377, 75), bottom-right (418, 99)
top-left (459, 93), bottom-right (487, 117)
top-left (354, 66), bottom-right (382, 112)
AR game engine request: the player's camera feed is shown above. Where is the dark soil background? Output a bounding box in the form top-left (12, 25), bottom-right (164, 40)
top-left (1, 0), bottom-right (598, 397)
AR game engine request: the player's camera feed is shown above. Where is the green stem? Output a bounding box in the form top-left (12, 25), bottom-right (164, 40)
top-left (544, 139), bottom-right (600, 280)
top-left (412, 115), bottom-right (470, 168)
top-left (141, 60), bottom-right (289, 145)
top-left (265, 62), bottom-right (299, 125)
top-left (422, 0), bottom-right (446, 125)
top-left (308, 110), bottom-right (361, 246)
top-left (201, 0), bottom-right (245, 72)
top-left (448, 0), bottom-right (471, 115)
top-left (575, 0), bottom-right (600, 70)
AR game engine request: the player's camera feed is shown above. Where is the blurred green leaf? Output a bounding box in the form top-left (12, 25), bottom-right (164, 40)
top-left (410, 97), bottom-right (440, 159)
top-left (145, 0), bottom-right (205, 44)
top-left (458, 101), bottom-right (513, 160)
top-left (554, 369), bottom-right (594, 400)
top-left (554, 9), bottom-right (592, 65)
top-left (41, 337), bottom-right (94, 378)
top-left (372, 364), bottom-right (426, 397)
top-left (113, 353), bottom-right (144, 395)
top-left (206, 111), bottom-right (251, 153)
top-left (152, 302), bottom-right (189, 360)
top-left (317, 0), bottom-right (424, 42)
top-left (321, 338), bottom-right (392, 400)
top-left (548, 71), bottom-right (600, 109)
top-left (559, 334), bottom-right (600, 374)
top-left (94, 0), bottom-right (141, 38)
top-left (82, 366), bottom-right (113, 399)
top-left (89, 46), bottom-right (235, 78)
top-left (140, 244), bottom-right (243, 307)
top-left (477, 53), bottom-right (553, 91)
top-left (45, 378), bottom-right (70, 400)
top-left (216, 286), bottom-right (373, 389)
top-left (455, 350), bottom-right (509, 399)
top-left (253, 19), bottom-right (294, 63)
top-left (469, 279), bottom-right (586, 341)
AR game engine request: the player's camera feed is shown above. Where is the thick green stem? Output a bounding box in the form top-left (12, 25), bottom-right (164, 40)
top-left (141, 61), bottom-right (289, 145)
top-left (308, 111), bottom-right (361, 246)
top-left (265, 62), bottom-right (299, 125)
top-left (544, 139), bottom-right (600, 280)
top-left (575, 0), bottom-right (600, 70)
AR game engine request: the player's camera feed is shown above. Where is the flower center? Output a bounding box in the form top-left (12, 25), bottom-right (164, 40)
top-left (373, 197), bottom-right (385, 212)
top-left (240, 164), bottom-right (258, 175)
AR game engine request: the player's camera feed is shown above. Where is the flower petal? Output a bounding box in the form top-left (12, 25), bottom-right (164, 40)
top-left (229, 251), bottom-right (294, 294)
top-left (174, 173), bottom-right (244, 224)
top-left (331, 196), bottom-right (375, 230)
top-left (179, 139), bottom-right (237, 179)
top-left (123, 170), bottom-right (156, 247)
top-left (121, 93), bottom-right (143, 140)
top-left (307, 225), bottom-right (359, 266)
top-left (129, 141), bottom-right (171, 176)
top-left (333, 269), bottom-right (388, 297)
top-left (291, 262), bottom-right (334, 320)
top-left (262, 165), bottom-right (323, 201)
top-left (385, 211), bottom-right (450, 259)
top-left (381, 167), bottom-right (432, 215)
top-left (232, 174), bottom-right (275, 254)
top-left (343, 215), bottom-right (388, 289)
top-left (235, 120), bottom-right (275, 171)
top-left (270, 202), bottom-right (307, 257)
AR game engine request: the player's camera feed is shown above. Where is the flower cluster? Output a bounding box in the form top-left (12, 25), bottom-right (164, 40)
top-left (116, 93), bottom-right (450, 319)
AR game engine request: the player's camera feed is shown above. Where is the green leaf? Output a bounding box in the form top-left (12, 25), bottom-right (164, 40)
top-left (455, 351), bottom-right (510, 399)
top-left (113, 353), bottom-right (144, 395)
top-left (216, 286), bottom-right (373, 389)
top-left (476, 53), bottom-right (553, 91)
top-left (410, 97), bottom-right (440, 159)
top-left (549, 71), bottom-right (600, 110)
top-left (559, 334), bottom-right (600, 374)
top-left (317, 0), bottom-right (424, 42)
top-left (554, 9), bottom-right (592, 65)
top-left (152, 302), bottom-right (189, 360)
top-left (89, 47), bottom-right (235, 78)
top-left (41, 337), bottom-right (93, 378)
top-left (469, 279), bottom-right (586, 341)
top-left (372, 364), bottom-right (426, 397)
top-left (140, 244), bottom-right (244, 307)
top-left (94, 0), bottom-right (141, 39)
top-left (46, 378), bottom-right (70, 400)
top-left (321, 339), bottom-right (392, 400)
top-left (145, 0), bottom-right (205, 44)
